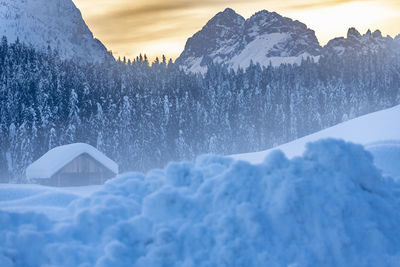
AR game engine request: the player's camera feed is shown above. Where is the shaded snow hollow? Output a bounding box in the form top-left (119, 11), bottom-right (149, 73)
top-left (1, 139), bottom-right (400, 266)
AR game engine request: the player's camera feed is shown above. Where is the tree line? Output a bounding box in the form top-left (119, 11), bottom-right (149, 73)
top-left (0, 36), bottom-right (399, 182)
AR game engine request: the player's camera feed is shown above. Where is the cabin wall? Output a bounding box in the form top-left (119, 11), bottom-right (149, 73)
top-left (41, 153), bottom-right (116, 187)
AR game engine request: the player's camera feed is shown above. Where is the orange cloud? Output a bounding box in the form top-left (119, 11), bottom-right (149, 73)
top-left (73, 0), bottom-right (400, 60)
top-left (285, 0), bottom-right (374, 9)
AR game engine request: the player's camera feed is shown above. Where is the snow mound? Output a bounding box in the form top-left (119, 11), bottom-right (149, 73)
top-left (0, 185), bottom-right (97, 220)
top-left (366, 141), bottom-right (400, 180)
top-left (1, 139), bottom-right (400, 266)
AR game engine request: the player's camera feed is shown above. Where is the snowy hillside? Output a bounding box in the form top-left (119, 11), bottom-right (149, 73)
top-left (232, 104), bottom-right (400, 178)
top-left (0, 0), bottom-right (110, 62)
top-left (2, 107), bottom-right (400, 266)
top-left (176, 8), bottom-right (321, 73)
top-left (2, 138), bottom-right (400, 266)
top-left (2, 105), bottom-right (400, 266)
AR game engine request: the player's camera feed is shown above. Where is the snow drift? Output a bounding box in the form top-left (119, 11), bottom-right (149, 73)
top-left (232, 104), bottom-right (400, 162)
top-left (1, 139), bottom-right (400, 267)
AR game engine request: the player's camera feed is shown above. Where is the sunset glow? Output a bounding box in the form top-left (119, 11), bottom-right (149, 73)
top-left (72, 0), bottom-right (400, 60)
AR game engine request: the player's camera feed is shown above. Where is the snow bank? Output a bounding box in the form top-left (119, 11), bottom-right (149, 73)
top-left (1, 139), bottom-right (400, 267)
top-left (232, 104), bottom-right (400, 163)
top-left (0, 185), bottom-right (95, 221)
top-left (366, 141), bottom-right (400, 180)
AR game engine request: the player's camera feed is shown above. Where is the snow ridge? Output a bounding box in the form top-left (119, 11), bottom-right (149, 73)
top-left (232, 104), bottom-right (400, 180)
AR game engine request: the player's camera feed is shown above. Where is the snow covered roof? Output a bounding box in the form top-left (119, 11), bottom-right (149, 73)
top-left (26, 143), bottom-right (119, 179)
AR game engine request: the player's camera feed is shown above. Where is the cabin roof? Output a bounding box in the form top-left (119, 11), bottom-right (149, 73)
top-left (26, 143), bottom-right (119, 179)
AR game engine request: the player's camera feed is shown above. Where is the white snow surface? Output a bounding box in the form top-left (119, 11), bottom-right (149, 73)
top-left (181, 56), bottom-right (208, 75)
top-left (26, 143), bottom-right (118, 179)
top-left (0, 0), bottom-right (109, 62)
top-left (232, 105), bottom-right (400, 164)
top-left (1, 138), bottom-right (400, 266)
top-left (366, 141), bottom-right (400, 180)
top-left (2, 106), bottom-right (400, 266)
top-left (0, 184), bottom-right (100, 220)
top-left (182, 33), bottom-right (318, 73)
top-left (229, 33), bottom-right (318, 69)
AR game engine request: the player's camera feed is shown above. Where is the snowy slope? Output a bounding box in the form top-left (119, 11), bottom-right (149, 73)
top-left (2, 106), bottom-right (400, 265)
top-left (232, 105), bottom-right (400, 177)
top-left (0, 0), bottom-right (110, 62)
top-left (176, 8), bottom-right (321, 73)
top-left (2, 101), bottom-right (400, 266)
top-left (1, 139), bottom-right (400, 266)
top-left (0, 184), bottom-right (100, 220)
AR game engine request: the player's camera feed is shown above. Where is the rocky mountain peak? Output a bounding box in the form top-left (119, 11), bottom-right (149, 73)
top-left (325, 27), bottom-right (393, 56)
top-left (206, 8), bottom-right (245, 28)
top-left (372, 30), bottom-right (382, 38)
top-left (176, 8), bottom-right (321, 73)
top-left (347, 27), bottom-right (361, 39)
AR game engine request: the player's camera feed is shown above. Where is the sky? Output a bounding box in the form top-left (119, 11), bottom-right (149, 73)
top-left (72, 0), bottom-right (400, 61)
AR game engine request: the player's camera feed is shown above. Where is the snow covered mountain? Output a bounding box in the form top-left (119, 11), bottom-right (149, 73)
top-left (177, 8), bottom-right (400, 73)
top-left (324, 27), bottom-right (398, 56)
top-left (176, 8), bottom-right (321, 73)
top-left (0, 0), bottom-right (110, 62)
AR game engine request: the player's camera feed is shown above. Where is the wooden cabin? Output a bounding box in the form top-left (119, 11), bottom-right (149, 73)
top-left (26, 143), bottom-right (119, 187)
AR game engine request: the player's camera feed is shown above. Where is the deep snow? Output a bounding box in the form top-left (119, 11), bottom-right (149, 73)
top-left (0, 184), bottom-right (101, 220)
top-left (1, 139), bottom-right (400, 266)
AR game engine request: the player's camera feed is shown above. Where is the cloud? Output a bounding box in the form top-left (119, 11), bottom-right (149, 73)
top-left (285, 0), bottom-right (374, 10)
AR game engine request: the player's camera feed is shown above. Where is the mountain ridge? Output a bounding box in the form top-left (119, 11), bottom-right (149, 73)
top-left (176, 8), bottom-right (321, 73)
top-left (177, 8), bottom-right (400, 73)
top-left (324, 27), bottom-right (398, 56)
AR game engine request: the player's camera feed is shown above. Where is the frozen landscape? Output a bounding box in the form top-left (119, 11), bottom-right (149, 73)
top-left (1, 105), bottom-right (400, 266)
top-left (1, 0), bottom-right (400, 266)
top-left (233, 104), bottom-right (400, 179)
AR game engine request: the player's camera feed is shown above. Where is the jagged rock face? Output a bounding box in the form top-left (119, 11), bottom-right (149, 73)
top-left (179, 8), bottom-right (245, 67)
top-left (243, 10), bottom-right (320, 57)
top-left (0, 0), bottom-right (110, 62)
top-left (395, 35), bottom-right (400, 48)
top-left (176, 8), bottom-right (321, 73)
top-left (324, 28), bottom-right (395, 56)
